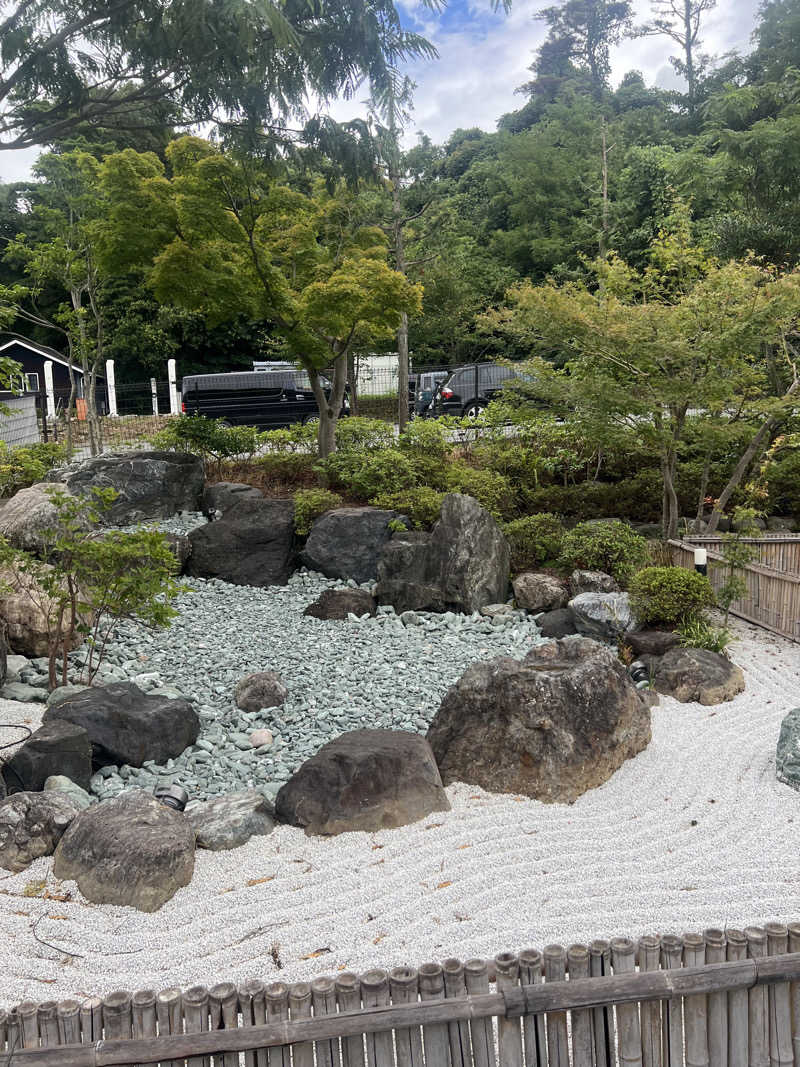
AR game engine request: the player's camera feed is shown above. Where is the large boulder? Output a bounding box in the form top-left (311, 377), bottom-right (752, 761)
top-left (513, 573), bottom-right (569, 613)
top-left (234, 672), bottom-right (288, 714)
top-left (569, 592), bottom-right (639, 642)
top-left (202, 482), bottom-right (263, 519)
top-left (53, 790), bottom-right (195, 911)
top-left (776, 709), bottom-right (800, 791)
top-left (185, 789), bottom-right (275, 850)
top-left (276, 729), bottom-right (450, 835)
top-left (627, 630), bottom-right (680, 657)
top-left (568, 570), bottom-right (620, 596)
top-left (537, 608), bottom-right (578, 639)
top-left (2, 721), bottom-right (92, 793)
top-left (375, 494), bottom-right (509, 615)
top-left (51, 451), bottom-right (204, 524)
top-left (0, 564), bottom-right (85, 657)
top-left (303, 589), bottom-right (377, 621)
top-left (301, 508), bottom-right (400, 584)
top-left (187, 498), bottom-right (295, 587)
top-left (0, 483), bottom-right (77, 553)
top-left (652, 647), bottom-right (745, 705)
top-left (427, 636), bottom-right (651, 803)
top-left (43, 682), bottom-right (200, 768)
top-left (0, 791), bottom-right (80, 872)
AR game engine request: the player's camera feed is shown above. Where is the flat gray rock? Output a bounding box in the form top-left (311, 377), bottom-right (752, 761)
top-left (0, 791), bottom-right (80, 873)
top-left (513, 573), bottom-right (568, 613)
top-left (777, 709), bottom-right (800, 791)
top-left (653, 647), bottom-right (745, 705)
top-left (569, 592), bottom-right (639, 642)
top-left (185, 789), bottom-right (276, 850)
top-left (44, 775), bottom-right (95, 810)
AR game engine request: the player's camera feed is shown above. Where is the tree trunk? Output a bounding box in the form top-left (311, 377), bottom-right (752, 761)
top-left (684, 0), bottom-right (696, 115)
top-left (310, 353), bottom-right (349, 459)
top-left (600, 119), bottom-right (610, 257)
top-left (695, 449), bottom-right (712, 524)
top-left (389, 151), bottom-right (410, 432)
top-left (347, 350), bottom-right (359, 416)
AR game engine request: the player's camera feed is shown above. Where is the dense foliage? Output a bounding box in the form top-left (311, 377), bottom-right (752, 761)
top-left (629, 567), bottom-right (715, 627)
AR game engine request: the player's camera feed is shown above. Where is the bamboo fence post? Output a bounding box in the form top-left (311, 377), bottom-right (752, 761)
top-left (612, 938), bottom-right (643, 1067)
top-left (131, 990), bottom-right (157, 1067)
top-left (289, 983), bottom-right (314, 1067)
top-left (419, 961), bottom-right (452, 1067)
top-left (209, 982), bottom-right (239, 1067)
top-left (567, 946), bottom-right (593, 1067)
top-left (495, 953), bottom-right (524, 1067)
top-left (311, 975), bottom-right (342, 1067)
top-left (544, 945), bottom-right (570, 1067)
top-left (765, 924), bottom-right (793, 1067)
top-left (519, 949), bottom-right (546, 1067)
top-left (661, 935), bottom-right (685, 1067)
top-left (238, 979), bottom-right (267, 1067)
top-left (56, 1002), bottom-right (81, 1047)
top-left (266, 983), bottom-right (292, 1067)
top-left (590, 939), bottom-right (615, 1067)
top-left (36, 1003), bottom-right (58, 1050)
top-left (727, 930), bottom-right (749, 1067)
top-left (746, 928), bottom-right (770, 1067)
top-left (684, 933), bottom-right (710, 1067)
top-left (156, 988), bottom-right (183, 1067)
top-left (102, 992), bottom-right (133, 1043)
top-left (0, 1008), bottom-right (6, 1057)
top-left (79, 998), bottom-right (102, 1045)
top-left (6, 1007), bottom-right (20, 1060)
top-left (336, 972), bottom-right (366, 1067)
top-left (362, 970), bottom-right (394, 1067)
top-left (787, 923), bottom-right (800, 1067)
top-left (464, 958), bottom-right (497, 1067)
top-left (390, 966), bottom-right (424, 1067)
top-left (704, 929), bottom-right (728, 1067)
top-left (639, 936), bottom-right (662, 1067)
top-left (18, 1001), bottom-right (40, 1049)
top-left (183, 985), bottom-right (211, 1067)
top-left (444, 959), bottom-right (473, 1067)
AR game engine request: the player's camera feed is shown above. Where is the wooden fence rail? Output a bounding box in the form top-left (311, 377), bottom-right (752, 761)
top-left (669, 538), bottom-right (800, 641)
top-left (4, 925), bottom-right (800, 1067)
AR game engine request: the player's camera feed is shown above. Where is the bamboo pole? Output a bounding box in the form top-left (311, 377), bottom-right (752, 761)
top-left (518, 949), bottom-right (546, 1067)
top-left (183, 985), bottom-right (211, 1067)
top-left (765, 924), bottom-right (793, 1067)
top-left (37, 1003), bottom-right (58, 1050)
top-left (727, 931), bottom-right (749, 1067)
top-left (786, 924), bottom-right (800, 1067)
top-left (0, 1008), bottom-right (7, 1056)
top-left (131, 990), bottom-right (156, 1067)
top-left (464, 958), bottom-right (496, 1067)
top-left (6, 1008), bottom-right (20, 1060)
top-left (18, 1001), bottom-right (40, 1049)
top-left (238, 979), bottom-right (267, 1067)
top-left (495, 954), bottom-right (524, 1067)
top-left (661, 936), bottom-right (684, 1067)
top-left (57, 1002), bottom-right (81, 1048)
top-left (101, 993), bottom-right (132, 1044)
top-left (390, 966), bottom-right (424, 1067)
top-left (336, 972), bottom-right (366, 1067)
top-left (444, 959), bottom-right (473, 1067)
top-left (704, 929), bottom-right (728, 1067)
top-left (684, 933), bottom-right (710, 1067)
top-left (209, 982), bottom-right (239, 1067)
top-left (361, 970), bottom-right (394, 1067)
top-left (590, 939), bottom-right (615, 1067)
top-left (155, 988), bottom-right (182, 1067)
top-left (79, 999), bottom-right (102, 1046)
top-left (289, 983), bottom-right (314, 1067)
top-left (266, 983), bottom-right (292, 1067)
top-left (567, 945), bottom-right (592, 1067)
top-left (544, 946), bottom-right (570, 1067)
top-left (639, 936), bottom-right (662, 1067)
top-left (747, 928), bottom-right (770, 1067)
top-left (419, 962), bottom-right (452, 1067)
top-left (612, 938), bottom-right (643, 1067)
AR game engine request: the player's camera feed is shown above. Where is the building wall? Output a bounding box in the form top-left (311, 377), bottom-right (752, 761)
top-left (0, 395), bottom-right (39, 447)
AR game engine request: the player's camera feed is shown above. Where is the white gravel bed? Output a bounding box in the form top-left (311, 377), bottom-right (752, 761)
top-left (0, 699), bottom-right (43, 760)
top-left (0, 620), bottom-right (797, 1005)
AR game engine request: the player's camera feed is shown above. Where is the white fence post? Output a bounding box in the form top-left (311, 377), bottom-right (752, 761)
top-left (105, 359), bottom-right (117, 416)
top-left (167, 359), bottom-right (179, 415)
top-left (43, 360), bottom-right (56, 420)
top-left (150, 378), bottom-right (159, 416)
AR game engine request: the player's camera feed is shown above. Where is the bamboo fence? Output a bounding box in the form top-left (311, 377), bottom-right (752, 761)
top-left (4, 925), bottom-right (800, 1067)
top-left (669, 536), bottom-right (800, 642)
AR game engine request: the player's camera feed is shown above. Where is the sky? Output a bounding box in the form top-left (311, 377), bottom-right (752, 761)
top-left (0, 0), bottom-right (763, 183)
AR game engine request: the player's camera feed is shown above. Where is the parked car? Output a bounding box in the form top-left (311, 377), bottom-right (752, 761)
top-left (432, 363), bottom-right (523, 417)
top-left (181, 364), bottom-right (347, 429)
top-left (413, 370), bottom-right (449, 416)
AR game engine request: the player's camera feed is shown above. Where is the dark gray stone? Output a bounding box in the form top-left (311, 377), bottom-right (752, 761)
top-left (2, 720), bottom-right (92, 793)
top-left (187, 498), bottom-right (296, 587)
top-left (376, 494), bottom-right (510, 615)
top-left (185, 789), bottom-right (275, 850)
top-left (512, 573), bottom-right (568, 613)
top-left (234, 672), bottom-right (288, 714)
top-left (0, 791), bottom-right (80, 872)
top-left (652, 647), bottom-right (745, 705)
top-left (303, 589), bottom-right (377, 620)
top-left (163, 532), bottom-right (192, 572)
top-left (568, 570), bottom-right (620, 596)
top-left (276, 729), bottom-right (450, 835)
top-left (427, 636), bottom-right (651, 803)
top-left (627, 630), bottom-right (680, 657)
top-left (44, 682), bottom-right (200, 768)
top-left (53, 790), bottom-right (195, 912)
top-left (537, 608), bottom-right (578, 639)
top-left (777, 709), bottom-right (800, 791)
top-left (301, 507), bottom-right (400, 584)
top-left (202, 482), bottom-right (263, 519)
top-left (569, 592), bottom-right (639, 642)
top-left (51, 451), bottom-right (204, 524)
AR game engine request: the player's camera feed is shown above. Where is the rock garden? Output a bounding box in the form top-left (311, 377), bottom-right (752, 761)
top-left (0, 443), bottom-right (796, 1004)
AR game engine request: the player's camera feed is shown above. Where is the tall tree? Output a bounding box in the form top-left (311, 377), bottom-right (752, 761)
top-left (535, 0), bottom-right (634, 96)
top-left (636, 0), bottom-right (717, 114)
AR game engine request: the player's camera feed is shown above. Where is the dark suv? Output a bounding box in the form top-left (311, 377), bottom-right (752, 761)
top-left (181, 365), bottom-right (343, 429)
top-left (433, 363), bottom-right (521, 417)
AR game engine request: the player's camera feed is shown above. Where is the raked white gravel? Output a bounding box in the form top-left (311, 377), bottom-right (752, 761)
top-left (0, 619), bottom-right (798, 1006)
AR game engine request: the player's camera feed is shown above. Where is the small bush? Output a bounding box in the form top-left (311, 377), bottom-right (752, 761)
top-left (371, 487), bottom-right (445, 528)
top-left (152, 415), bottom-right (264, 469)
top-left (503, 514), bottom-right (565, 572)
top-left (444, 463), bottom-right (517, 519)
top-left (293, 488), bottom-right (344, 536)
top-left (334, 417), bottom-right (395, 454)
top-left (321, 448), bottom-right (418, 500)
top-left (261, 423), bottom-right (318, 453)
top-left (629, 566), bottom-right (715, 627)
top-left (0, 442), bottom-right (68, 498)
top-left (398, 419), bottom-right (450, 460)
top-left (676, 616), bottom-right (733, 655)
top-left (558, 520), bottom-right (649, 582)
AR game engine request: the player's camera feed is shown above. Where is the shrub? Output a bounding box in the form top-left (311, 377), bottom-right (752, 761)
top-left (357, 393), bottom-right (396, 422)
top-left (444, 463), bottom-right (517, 519)
top-left (152, 415), bottom-right (264, 470)
top-left (334, 417), bottom-right (395, 453)
top-left (321, 448), bottom-right (418, 500)
top-left (676, 616), bottom-right (733, 654)
top-left (261, 423), bottom-right (318, 453)
top-left (398, 419), bottom-right (450, 461)
top-left (558, 520), bottom-right (649, 582)
top-left (629, 566), bottom-right (715, 627)
top-left (371, 487), bottom-right (445, 528)
top-left (293, 488), bottom-right (344, 536)
top-left (503, 514), bottom-right (565, 572)
top-left (0, 442), bottom-right (68, 498)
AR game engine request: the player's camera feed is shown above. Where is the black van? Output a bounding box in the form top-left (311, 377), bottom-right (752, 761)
top-left (433, 363), bottom-right (522, 417)
top-left (181, 365), bottom-right (342, 429)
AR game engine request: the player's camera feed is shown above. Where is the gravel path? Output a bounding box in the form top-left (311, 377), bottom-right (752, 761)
top-left (0, 618), bottom-right (797, 1005)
